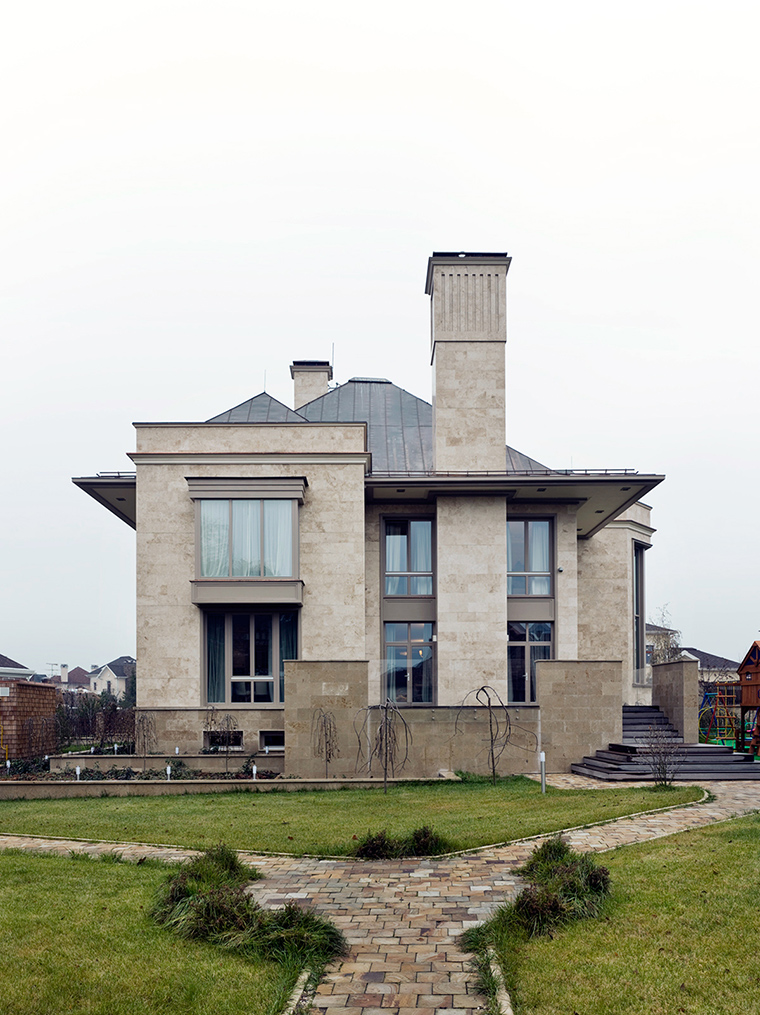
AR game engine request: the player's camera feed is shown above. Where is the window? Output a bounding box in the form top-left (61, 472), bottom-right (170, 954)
top-left (206, 610), bottom-right (298, 704)
top-left (507, 621), bottom-right (552, 703)
top-left (507, 519), bottom-right (551, 595)
top-left (384, 519), bottom-right (433, 596)
top-left (200, 500), bottom-right (295, 578)
top-left (384, 622), bottom-right (435, 704)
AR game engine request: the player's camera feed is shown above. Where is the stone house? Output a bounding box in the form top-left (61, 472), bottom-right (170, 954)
top-left (74, 251), bottom-right (664, 776)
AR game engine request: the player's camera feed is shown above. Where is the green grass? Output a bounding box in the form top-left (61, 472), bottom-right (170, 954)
top-left (0, 850), bottom-right (297, 1015)
top-left (0, 778), bottom-right (701, 854)
top-left (481, 813), bottom-right (760, 1015)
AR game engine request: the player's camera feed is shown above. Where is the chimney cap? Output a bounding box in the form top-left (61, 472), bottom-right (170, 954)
top-left (425, 251), bottom-right (511, 294)
top-left (290, 360), bottom-right (333, 379)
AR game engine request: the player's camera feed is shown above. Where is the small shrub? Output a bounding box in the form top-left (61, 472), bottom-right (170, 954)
top-left (351, 826), bottom-right (452, 859)
top-left (151, 844), bottom-right (346, 969)
top-left (513, 884), bottom-right (569, 936)
top-left (353, 829), bottom-right (400, 859)
top-left (404, 825), bottom-right (451, 856)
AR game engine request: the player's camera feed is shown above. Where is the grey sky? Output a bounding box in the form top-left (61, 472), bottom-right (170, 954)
top-left (2, 1), bottom-right (758, 673)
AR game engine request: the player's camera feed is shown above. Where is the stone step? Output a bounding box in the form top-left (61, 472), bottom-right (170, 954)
top-left (571, 762), bottom-right (760, 781)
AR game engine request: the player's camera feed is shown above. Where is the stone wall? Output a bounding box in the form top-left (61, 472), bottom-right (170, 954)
top-left (651, 658), bottom-right (699, 742)
top-left (536, 660), bottom-right (623, 772)
top-left (284, 660), bottom-right (368, 778)
top-left (0, 681), bottom-right (58, 759)
top-left (283, 659), bottom-right (540, 779)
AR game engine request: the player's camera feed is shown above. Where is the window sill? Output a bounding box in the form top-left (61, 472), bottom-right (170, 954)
top-left (192, 580), bottom-right (304, 605)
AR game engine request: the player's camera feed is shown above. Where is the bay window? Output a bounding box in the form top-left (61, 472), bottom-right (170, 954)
top-left (200, 499), bottom-right (295, 578)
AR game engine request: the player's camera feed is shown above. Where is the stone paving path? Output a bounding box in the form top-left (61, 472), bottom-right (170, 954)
top-left (1, 776), bottom-right (759, 1015)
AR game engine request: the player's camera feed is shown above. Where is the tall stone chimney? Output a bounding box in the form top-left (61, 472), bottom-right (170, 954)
top-left (425, 252), bottom-right (511, 472)
top-left (290, 360), bottom-right (333, 410)
top-left (60, 664), bottom-right (69, 684)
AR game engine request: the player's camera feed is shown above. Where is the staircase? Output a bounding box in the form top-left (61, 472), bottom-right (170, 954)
top-left (571, 705), bottom-right (760, 781)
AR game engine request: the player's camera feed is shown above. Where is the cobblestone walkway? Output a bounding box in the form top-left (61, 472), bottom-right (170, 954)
top-left (1, 776), bottom-right (759, 1014)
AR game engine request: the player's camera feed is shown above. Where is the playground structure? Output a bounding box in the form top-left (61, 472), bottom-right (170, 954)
top-left (734, 641), bottom-right (760, 755)
top-left (699, 685), bottom-right (739, 746)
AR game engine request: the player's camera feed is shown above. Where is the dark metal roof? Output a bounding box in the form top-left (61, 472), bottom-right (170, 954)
top-left (299, 378), bottom-right (553, 476)
top-left (206, 392), bottom-right (307, 424)
top-left (300, 379), bottom-right (433, 473)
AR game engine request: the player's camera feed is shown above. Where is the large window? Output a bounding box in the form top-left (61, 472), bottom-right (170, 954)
top-left (507, 519), bottom-right (551, 595)
top-left (200, 500), bottom-right (295, 578)
top-left (507, 621), bottom-right (552, 704)
top-left (385, 622), bottom-right (435, 704)
top-left (384, 520), bottom-right (433, 596)
top-left (206, 610), bottom-right (298, 704)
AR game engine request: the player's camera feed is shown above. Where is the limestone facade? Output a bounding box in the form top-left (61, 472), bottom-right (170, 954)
top-left (76, 251), bottom-right (665, 774)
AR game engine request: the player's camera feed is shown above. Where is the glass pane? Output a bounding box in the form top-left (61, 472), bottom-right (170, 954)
top-left (385, 623), bottom-right (407, 643)
top-left (263, 500), bottom-right (293, 577)
top-left (528, 521), bottom-right (550, 572)
top-left (412, 646), bottom-right (433, 703)
top-left (507, 521), bottom-right (525, 573)
top-left (530, 644), bottom-right (551, 702)
top-left (410, 623), bottom-right (433, 642)
top-left (508, 647), bottom-right (526, 703)
top-left (529, 622), bottom-right (552, 642)
top-left (528, 575), bottom-right (551, 595)
top-left (201, 501), bottom-right (230, 577)
top-left (507, 576), bottom-right (526, 595)
top-left (385, 522), bottom-right (407, 572)
top-left (231, 681), bottom-right (252, 703)
top-left (206, 613), bottom-right (225, 702)
top-left (279, 611), bottom-right (298, 704)
top-left (231, 615), bottom-right (251, 675)
top-left (254, 614), bottom-right (272, 676)
top-left (253, 681), bottom-right (274, 703)
top-left (507, 621), bottom-right (526, 641)
top-left (385, 576), bottom-right (408, 595)
top-left (386, 646), bottom-right (408, 703)
top-left (410, 576), bottom-right (433, 596)
top-left (231, 500), bottom-right (261, 577)
top-left (409, 521), bottom-right (432, 572)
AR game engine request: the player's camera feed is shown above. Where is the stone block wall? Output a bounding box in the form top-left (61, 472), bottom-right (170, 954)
top-left (652, 659), bottom-right (699, 742)
top-left (536, 660), bottom-right (623, 772)
top-left (0, 681), bottom-right (58, 759)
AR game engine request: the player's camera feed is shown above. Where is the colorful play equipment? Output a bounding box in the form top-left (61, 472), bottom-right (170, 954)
top-left (699, 686), bottom-right (739, 746)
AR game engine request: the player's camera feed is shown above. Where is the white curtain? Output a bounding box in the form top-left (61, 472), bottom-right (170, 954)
top-left (232, 500), bottom-right (261, 576)
top-left (201, 501), bottom-right (230, 577)
top-left (528, 521), bottom-right (549, 572)
top-left (263, 500), bottom-right (292, 577)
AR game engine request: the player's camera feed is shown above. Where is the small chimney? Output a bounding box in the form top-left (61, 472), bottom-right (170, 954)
top-left (61, 664), bottom-right (69, 684)
top-left (290, 360), bottom-right (333, 410)
top-left (425, 251), bottom-right (511, 472)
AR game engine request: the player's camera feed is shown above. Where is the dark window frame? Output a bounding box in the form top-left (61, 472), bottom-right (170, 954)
top-left (204, 608), bottom-right (299, 707)
top-left (507, 517), bottom-right (554, 597)
top-left (384, 621), bottom-right (436, 706)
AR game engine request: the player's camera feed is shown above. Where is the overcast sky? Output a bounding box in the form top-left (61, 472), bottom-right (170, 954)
top-left (2, 1), bottom-right (758, 674)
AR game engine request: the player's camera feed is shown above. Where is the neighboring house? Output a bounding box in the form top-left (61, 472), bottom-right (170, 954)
top-left (51, 665), bottom-right (92, 693)
top-left (88, 656), bottom-right (136, 698)
top-left (681, 647), bottom-right (739, 687)
top-left (74, 251), bottom-right (664, 775)
top-left (0, 654), bottom-right (34, 681)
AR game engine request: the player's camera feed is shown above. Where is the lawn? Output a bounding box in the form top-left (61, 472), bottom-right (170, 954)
top-left (485, 812), bottom-right (760, 1015)
top-left (0, 777), bottom-right (702, 854)
top-left (0, 850), bottom-right (296, 1015)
